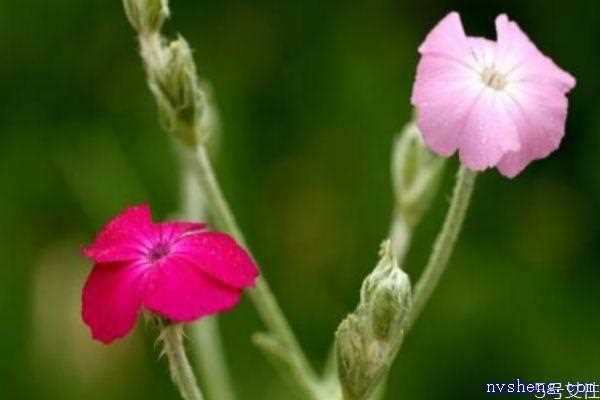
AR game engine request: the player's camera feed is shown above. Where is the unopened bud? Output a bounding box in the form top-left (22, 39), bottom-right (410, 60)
top-left (392, 120), bottom-right (445, 228)
top-left (123, 0), bottom-right (169, 33)
top-left (149, 37), bottom-right (205, 146)
top-left (360, 240), bottom-right (411, 340)
top-left (336, 314), bottom-right (377, 400)
top-left (336, 240), bottom-right (412, 399)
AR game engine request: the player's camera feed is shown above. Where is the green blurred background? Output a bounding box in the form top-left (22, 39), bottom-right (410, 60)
top-left (1, 0), bottom-right (598, 399)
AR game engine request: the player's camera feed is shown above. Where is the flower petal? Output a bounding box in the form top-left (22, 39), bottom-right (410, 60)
top-left (495, 14), bottom-right (576, 92)
top-left (83, 204), bottom-right (154, 263)
top-left (418, 12), bottom-right (473, 67)
top-left (458, 89), bottom-right (520, 171)
top-left (497, 82), bottom-right (570, 177)
top-left (171, 232), bottom-right (259, 289)
top-left (82, 261), bottom-right (147, 344)
top-left (154, 221), bottom-right (206, 244)
top-left (411, 53), bottom-right (483, 157)
top-left (143, 257), bottom-right (243, 322)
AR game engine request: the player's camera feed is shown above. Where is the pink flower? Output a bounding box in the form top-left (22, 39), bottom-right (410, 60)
top-left (81, 204), bottom-right (259, 344)
top-left (411, 12), bottom-right (576, 177)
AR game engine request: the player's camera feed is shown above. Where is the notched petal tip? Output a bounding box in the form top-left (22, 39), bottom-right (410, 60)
top-left (418, 11), bottom-right (469, 56)
top-left (494, 13), bottom-right (509, 28)
top-left (495, 13), bottom-right (576, 93)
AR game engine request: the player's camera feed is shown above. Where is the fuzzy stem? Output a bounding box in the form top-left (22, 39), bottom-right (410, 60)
top-left (190, 319), bottom-right (236, 400)
top-left (407, 165), bottom-right (476, 327)
top-left (162, 324), bottom-right (205, 400)
top-left (388, 211), bottom-right (412, 261)
top-left (359, 165), bottom-right (477, 400)
top-left (179, 149), bottom-right (237, 400)
top-left (123, 0), bottom-right (319, 396)
top-left (190, 145), bottom-right (322, 400)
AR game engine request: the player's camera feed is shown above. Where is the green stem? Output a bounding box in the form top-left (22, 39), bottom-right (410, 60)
top-left (389, 210), bottom-right (412, 261)
top-left (190, 319), bottom-right (236, 400)
top-left (407, 165), bottom-right (477, 328)
top-left (360, 165), bottom-right (477, 400)
top-left (180, 149), bottom-right (236, 400)
top-left (162, 324), bottom-right (205, 400)
top-left (190, 145), bottom-right (322, 400)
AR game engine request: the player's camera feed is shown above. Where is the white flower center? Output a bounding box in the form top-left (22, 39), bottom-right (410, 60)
top-left (480, 67), bottom-right (507, 90)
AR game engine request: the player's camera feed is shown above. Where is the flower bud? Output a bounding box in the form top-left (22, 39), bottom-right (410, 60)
top-left (360, 240), bottom-right (412, 340)
top-left (149, 37), bottom-right (206, 146)
top-left (336, 314), bottom-right (374, 399)
top-left (392, 120), bottom-right (445, 228)
top-left (336, 240), bottom-right (412, 399)
top-left (123, 0), bottom-right (169, 33)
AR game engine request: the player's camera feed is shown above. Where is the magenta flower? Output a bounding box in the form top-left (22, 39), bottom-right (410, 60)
top-left (411, 12), bottom-right (576, 177)
top-left (81, 204), bottom-right (259, 344)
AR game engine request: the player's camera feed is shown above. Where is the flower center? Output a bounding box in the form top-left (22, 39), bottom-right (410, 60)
top-left (480, 67), bottom-right (507, 90)
top-left (148, 243), bottom-right (171, 263)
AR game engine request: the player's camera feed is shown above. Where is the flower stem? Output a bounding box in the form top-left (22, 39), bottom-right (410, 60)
top-left (180, 149), bottom-right (236, 400)
top-left (191, 145), bottom-right (322, 400)
top-left (359, 165), bottom-right (477, 400)
top-left (190, 319), bottom-right (236, 400)
top-left (162, 324), bottom-right (205, 400)
top-left (407, 165), bottom-right (476, 327)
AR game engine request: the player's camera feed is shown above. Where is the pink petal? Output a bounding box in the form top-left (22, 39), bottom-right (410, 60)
top-left (412, 16), bottom-right (495, 158)
top-left (411, 54), bottom-right (482, 156)
top-left (458, 89), bottom-right (521, 171)
top-left (497, 82), bottom-right (570, 177)
top-left (142, 257), bottom-right (243, 322)
top-left (172, 232), bottom-right (259, 289)
top-left (495, 14), bottom-right (576, 92)
top-left (468, 37), bottom-right (496, 69)
top-left (418, 12), bottom-right (473, 67)
top-left (82, 261), bottom-right (147, 344)
top-left (83, 204), bottom-right (154, 263)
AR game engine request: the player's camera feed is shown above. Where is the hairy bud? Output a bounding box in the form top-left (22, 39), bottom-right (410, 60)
top-left (360, 241), bottom-right (412, 340)
top-left (123, 0), bottom-right (169, 33)
top-left (148, 37), bottom-right (206, 146)
top-left (392, 120), bottom-right (445, 228)
top-left (336, 240), bottom-right (412, 399)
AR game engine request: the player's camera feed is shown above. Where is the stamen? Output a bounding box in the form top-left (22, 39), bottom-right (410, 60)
top-left (148, 243), bottom-right (171, 263)
top-left (481, 67), bottom-right (507, 90)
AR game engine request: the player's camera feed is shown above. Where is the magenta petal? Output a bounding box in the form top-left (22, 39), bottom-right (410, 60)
top-left (83, 204), bottom-right (153, 263)
top-left (82, 261), bottom-right (146, 344)
top-left (154, 221), bottom-right (206, 244)
top-left (172, 232), bottom-right (259, 289)
top-left (142, 257), bottom-right (243, 322)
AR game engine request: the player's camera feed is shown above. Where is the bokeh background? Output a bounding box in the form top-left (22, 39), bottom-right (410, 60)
top-left (1, 0), bottom-right (599, 399)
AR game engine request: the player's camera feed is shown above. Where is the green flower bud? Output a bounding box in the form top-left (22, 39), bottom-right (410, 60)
top-left (149, 37), bottom-right (206, 146)
top-left (391, 120), bottom-right (445, 228)
top-left (360, 240), bottom-right (412, 340)
top-left (336, 240), bottom-right (412, 399)
top-left (123, 0), bottom-right (169, 33)
top-left (336, 314), bottom-right (375, 400)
